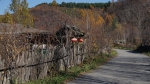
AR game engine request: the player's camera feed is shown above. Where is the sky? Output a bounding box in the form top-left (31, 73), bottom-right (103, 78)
top-left (0, 0), bottom-right (116, 15)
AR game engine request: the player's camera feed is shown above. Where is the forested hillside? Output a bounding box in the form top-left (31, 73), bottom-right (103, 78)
top-left (36, 1), bottom-right (111, 9)
top-left (30, 5), bottom-right (73, 32)
top-left (0, 0), bottom-right (150, 53)
top-left (108, 0), bottom-right (150, 52)
top-left (0, 0), bottom-right (150, 83)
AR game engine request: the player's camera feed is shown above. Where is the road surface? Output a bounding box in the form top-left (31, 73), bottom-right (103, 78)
top-left (67, 49), bottom-right (150, 84)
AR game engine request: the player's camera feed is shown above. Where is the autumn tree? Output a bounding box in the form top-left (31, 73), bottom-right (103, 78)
top-left (80, 9), bottom-right (86, 20)
top-left (89, 5), bottom-right (94, 10)
top-left (96, 15), bottom-right (105, 26)
top-left (105, 13), bottom-right (114, 26)
top-left (2, 11), bottom-right (13, 24)
top-left (88, 10), bottom-right (95, 27)
top-left (50, 0), bottom-right (58, 7)
top-left (0, 17), bottom-right (2, 23)
top-left (78, 9), bottom-right (86, 28)
top-left (109, 0), bottom-right (150, 49)
top-left (9, 0), bottom-right (33, 27)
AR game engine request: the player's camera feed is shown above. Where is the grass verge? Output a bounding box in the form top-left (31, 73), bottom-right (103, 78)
top-left (114, 46), bottom-right (134, 50)
top-left (143, 52), bottom-right (150, 57)
top-left (24, 50), bottom-right (117, 84)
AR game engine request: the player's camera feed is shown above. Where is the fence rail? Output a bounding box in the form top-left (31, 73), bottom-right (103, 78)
top-left (0, 53), bottom-right (86, 72)
top-left (0, 24), bottom-right (88, 84)
top-left (0, 43), bottom-right (87, 84)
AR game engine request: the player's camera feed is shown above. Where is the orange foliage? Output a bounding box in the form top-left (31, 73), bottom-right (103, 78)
top-left (88, 10), bottom-right (95, 26)
top-left (80, 9), bottom-right (86, 20)
top-left (105, 13), bottom-right (114, 26)
top-left (96, 15), bottom-right (105, 26)
top-left (89, 5), bottom-right (94, 10)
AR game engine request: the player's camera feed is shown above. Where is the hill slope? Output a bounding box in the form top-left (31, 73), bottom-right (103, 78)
top-left (30, 5), bottom-right (73, 33)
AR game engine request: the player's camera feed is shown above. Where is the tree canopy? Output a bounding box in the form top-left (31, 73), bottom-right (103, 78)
top-left (9, 0), bottom-right (33, 27)
top-left (36, 1), bottom-right (111, 9)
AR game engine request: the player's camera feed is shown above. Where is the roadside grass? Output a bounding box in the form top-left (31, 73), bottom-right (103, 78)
top-left (24, 50), bottom-right (117, 84)
top-left (114, 46), bottom-right (134, 51)
top-left (144, 52), bottom-right (150, 57)
top-left (135, 49), bottom-right (150, 57)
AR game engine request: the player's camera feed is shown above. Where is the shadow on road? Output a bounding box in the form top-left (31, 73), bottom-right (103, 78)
top-left (71, 75), bottom-right (119, 84)
top-left (68, 49), bottom-right (150, 84)
top-left (126, 50), bottom-right (139, 54)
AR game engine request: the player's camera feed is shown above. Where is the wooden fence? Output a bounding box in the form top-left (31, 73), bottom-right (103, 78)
top-left (0, 40), bottom-right (87, 84)
top-left (0, 24), bottom-right (89, 84)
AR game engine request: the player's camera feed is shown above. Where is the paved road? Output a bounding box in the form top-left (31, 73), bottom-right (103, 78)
top-left (67, 49), bottom-right (150, 84)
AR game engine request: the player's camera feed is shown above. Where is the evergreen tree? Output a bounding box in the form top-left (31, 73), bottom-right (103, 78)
top-left (57, 2), bottom-right (109, 9)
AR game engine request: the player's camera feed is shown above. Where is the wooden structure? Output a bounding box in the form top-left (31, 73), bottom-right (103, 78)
top-left (0, 23), bottom-right (87, 83)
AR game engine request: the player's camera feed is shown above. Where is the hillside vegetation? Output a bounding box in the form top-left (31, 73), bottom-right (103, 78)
top-left (0, 0), bottom-right (150, 53)
top-left (109, 0), bottom-right (150, 52)
top-left (0, 0), bottom-right (150, 83)
top-left (30, 5), bottom-right (73, 32)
